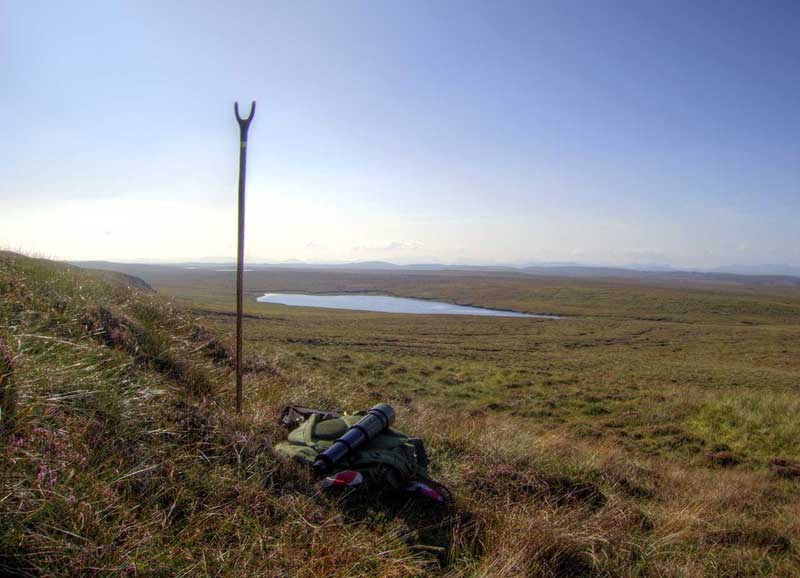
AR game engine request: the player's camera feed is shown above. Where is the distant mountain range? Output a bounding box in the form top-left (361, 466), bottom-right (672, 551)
top-left (71, 259), bottom-right (800, 287)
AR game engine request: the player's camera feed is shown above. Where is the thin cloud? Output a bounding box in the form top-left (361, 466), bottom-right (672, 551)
top-left (353, 240), bottom-right (424, 252)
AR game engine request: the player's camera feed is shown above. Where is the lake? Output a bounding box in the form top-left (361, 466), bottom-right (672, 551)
top-left (256, 293), bottom-right (560, 318)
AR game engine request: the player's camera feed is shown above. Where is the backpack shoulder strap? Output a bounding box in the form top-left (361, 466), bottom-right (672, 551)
top-left (303, 413), bottom-right (319, 445)
top-left (279, 405), bottom-right (342, 429)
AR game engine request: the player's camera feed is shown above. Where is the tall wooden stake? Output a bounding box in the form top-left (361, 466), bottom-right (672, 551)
top-left (234, 101), bottom-right (255, 413)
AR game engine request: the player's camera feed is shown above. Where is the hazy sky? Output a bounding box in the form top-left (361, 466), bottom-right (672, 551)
top-left (2, 1), bottom-right (799, 266)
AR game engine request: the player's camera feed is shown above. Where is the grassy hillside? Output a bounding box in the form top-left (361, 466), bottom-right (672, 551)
top-left (2, 253), bottom-right (800, 576)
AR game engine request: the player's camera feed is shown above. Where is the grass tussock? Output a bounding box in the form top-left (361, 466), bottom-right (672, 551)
top-left (691, 390), bottom-right (800, 460)
top-left (0, 334), bottom-right (16, 433)
top-left (1, 251), bottom-right (799, 576)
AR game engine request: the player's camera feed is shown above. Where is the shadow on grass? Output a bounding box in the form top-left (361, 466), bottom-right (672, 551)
top-left (333, 487), bottom-right (482, 568)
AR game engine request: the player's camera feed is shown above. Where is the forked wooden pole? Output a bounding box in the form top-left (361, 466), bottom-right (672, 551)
top-left (234, 101), bottom-right (255, 413)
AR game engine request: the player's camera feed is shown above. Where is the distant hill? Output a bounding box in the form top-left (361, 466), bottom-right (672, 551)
top-left (71, 259), bottom-right (800, 287)
top-left (520, 265), bottom-right (800, 287)
top-left (712, 264), bottom-right (800, 277)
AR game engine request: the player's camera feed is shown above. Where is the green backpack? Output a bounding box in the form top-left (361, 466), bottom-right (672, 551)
top-left (274, 406), bottom-right (430, 490)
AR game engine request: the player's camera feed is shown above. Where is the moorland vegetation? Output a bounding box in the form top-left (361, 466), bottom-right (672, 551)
top-left (2, 252), bottom-right (800, 576)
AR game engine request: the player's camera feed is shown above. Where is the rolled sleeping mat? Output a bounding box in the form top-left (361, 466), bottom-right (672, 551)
top-left (312, 403), bottom-right (395, 475)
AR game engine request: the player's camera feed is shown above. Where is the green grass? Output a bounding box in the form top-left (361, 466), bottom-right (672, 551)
top-left (692, 390), bottom-right (800, 458)
top-left (2, 253), bottom-right (800, 576)
top-left (133, 264), bottom-right (800, 466)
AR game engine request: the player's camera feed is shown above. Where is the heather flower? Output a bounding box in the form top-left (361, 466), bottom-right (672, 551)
top-left (36, 463), bottom-right (58, 489)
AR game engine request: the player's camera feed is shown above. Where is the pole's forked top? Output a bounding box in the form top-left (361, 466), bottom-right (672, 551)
top-left (234, 101), bottom-right (256, 132)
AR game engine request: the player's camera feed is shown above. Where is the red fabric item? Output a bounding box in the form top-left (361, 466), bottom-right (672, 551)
top-left (321, 470), bottom-right (364, 488)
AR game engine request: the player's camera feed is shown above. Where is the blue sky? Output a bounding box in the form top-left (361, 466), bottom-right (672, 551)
top-left (1, 0), bottom-right (798, 266)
